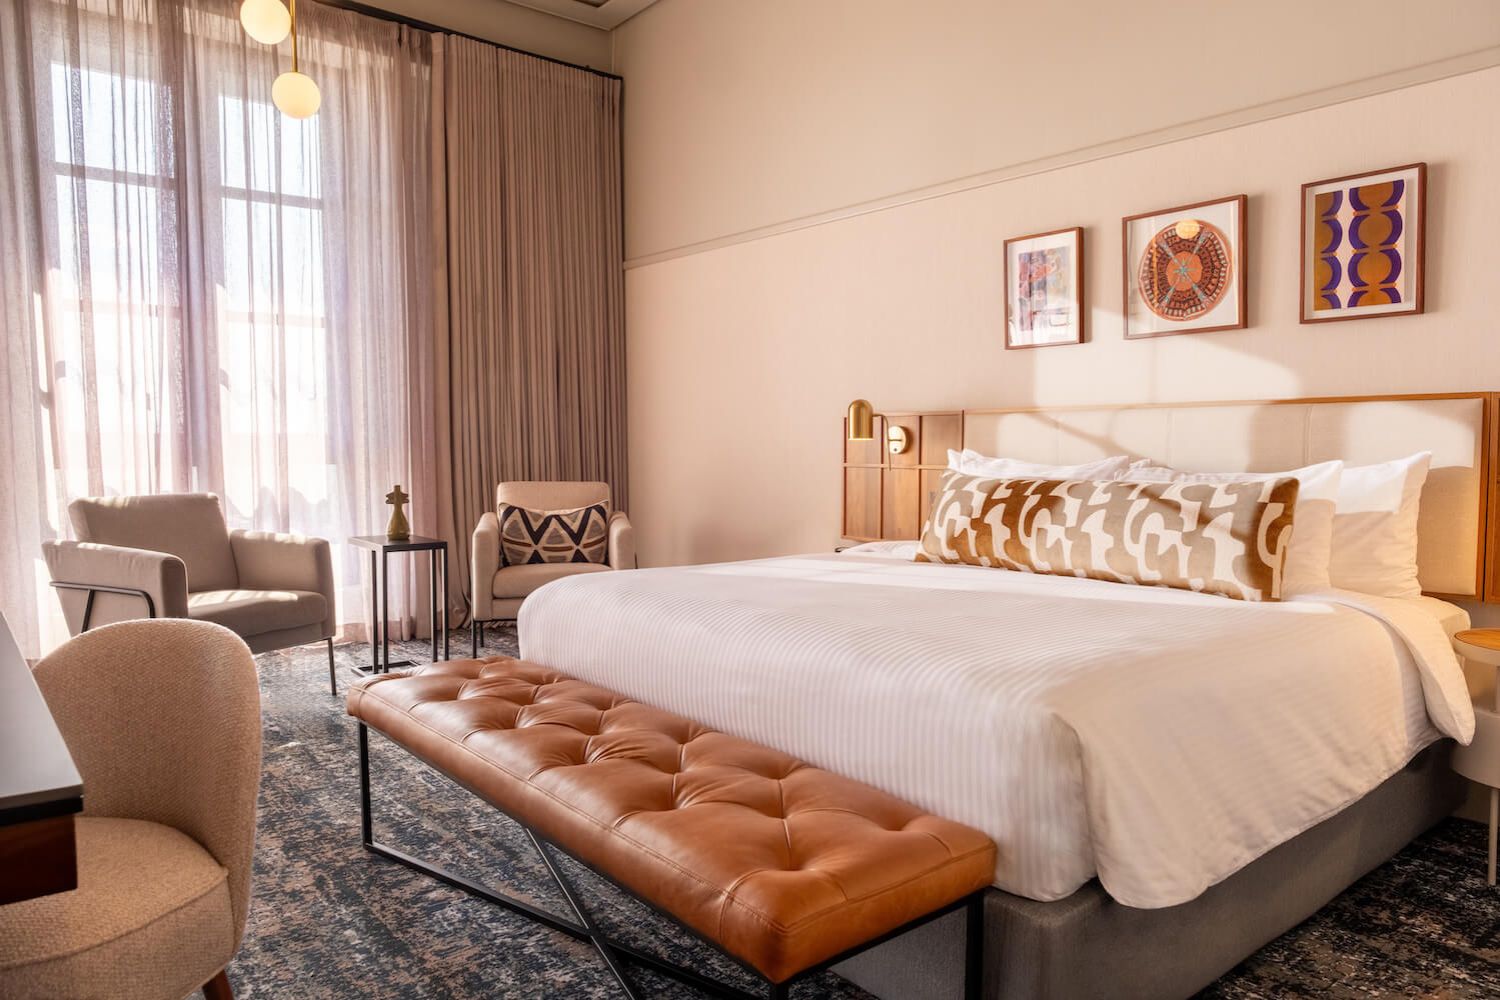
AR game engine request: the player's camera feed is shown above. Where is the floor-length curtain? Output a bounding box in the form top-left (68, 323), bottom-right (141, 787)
top-left (429, 35), bottom-right (627, 621)
top-left (0, 0), bottom-right (436, 656)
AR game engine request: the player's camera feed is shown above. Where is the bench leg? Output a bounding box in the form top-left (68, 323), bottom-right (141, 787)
top-left (528, 829), bottom-right (643, 1000)
top-left (358, 723), bottom-right (373, 847)
top-left (965, 892), bottom-right (984, 1000)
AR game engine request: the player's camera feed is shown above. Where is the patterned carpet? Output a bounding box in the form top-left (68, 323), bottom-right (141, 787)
top-left (221, 629), bottom-right (1500, 999)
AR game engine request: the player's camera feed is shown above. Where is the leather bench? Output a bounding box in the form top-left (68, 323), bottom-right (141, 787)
top-left (347, 657), bottom-right (996, 999)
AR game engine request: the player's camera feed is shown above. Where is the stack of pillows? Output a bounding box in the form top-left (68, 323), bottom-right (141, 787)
top-left (918, 448), bottom-right (1432, 602)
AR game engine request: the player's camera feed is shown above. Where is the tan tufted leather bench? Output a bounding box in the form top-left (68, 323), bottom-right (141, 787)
top-left (347, 657), bottom-right (996, 998)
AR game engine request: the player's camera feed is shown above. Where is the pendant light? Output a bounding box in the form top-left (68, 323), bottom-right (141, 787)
top-left (239, 0), bottom-right (290, 46)
top-left (241, 0), bottom-right (320, 119)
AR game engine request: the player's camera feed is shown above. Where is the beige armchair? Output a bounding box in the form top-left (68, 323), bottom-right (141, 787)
top-left (41, 493), bottom-right (340, 693)
top-left (470, 481), bottom-right (634, 654)
top-left (0, 619), bottom-right (261, 1000)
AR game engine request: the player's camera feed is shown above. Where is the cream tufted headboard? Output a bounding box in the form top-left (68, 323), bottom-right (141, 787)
top-left (842, 393), bottom-right (1499, 600)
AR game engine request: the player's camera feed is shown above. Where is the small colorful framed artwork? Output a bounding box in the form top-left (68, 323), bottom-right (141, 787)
top-left (1122, 195), bottom-right (1247, 339)
top-left (1004, 226), bottom-right (1084, 349)
top-left (1300, 162), bottom-right (1425, 323)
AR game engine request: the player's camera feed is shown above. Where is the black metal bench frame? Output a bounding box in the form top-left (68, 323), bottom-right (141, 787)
top-left (357, 722), bottom-right (984, 1000)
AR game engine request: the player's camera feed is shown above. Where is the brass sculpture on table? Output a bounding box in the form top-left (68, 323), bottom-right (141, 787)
top-left (385, 485), bottom-right (411, 541)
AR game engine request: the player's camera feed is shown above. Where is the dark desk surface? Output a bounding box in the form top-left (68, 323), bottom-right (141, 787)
top-left (0, 619), bottom-right (82, 820)
top-left (0, 618), bottom-right (83, 905)
top-left (348, 534), bottom-right (447, 553)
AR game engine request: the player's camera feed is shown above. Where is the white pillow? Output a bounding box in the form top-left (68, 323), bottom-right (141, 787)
top-left (948, 449), bottom-right (1130, 481)
top-left (1328, 453), bottom-right (1430, 598)
top-left (1121, 459), bottom-right (1343, 594)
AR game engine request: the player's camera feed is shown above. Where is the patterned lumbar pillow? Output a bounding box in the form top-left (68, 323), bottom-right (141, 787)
top-left (499, 503), bottom-right (610, 566)
top-left (916, 471), bottom-right (1299, 601)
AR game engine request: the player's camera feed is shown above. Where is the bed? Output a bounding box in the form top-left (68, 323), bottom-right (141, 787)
top-left (516, 392), bottom-right (1497, 999)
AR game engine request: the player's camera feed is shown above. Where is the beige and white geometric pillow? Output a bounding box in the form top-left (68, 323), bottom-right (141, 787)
top-left (499, 502), bottom-right (610, 566)
top-left (916, 471), bottom-right (1299, 601)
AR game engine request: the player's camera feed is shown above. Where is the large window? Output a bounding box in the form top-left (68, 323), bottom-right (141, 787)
top-left (4, 0), bottom-right (429, 656)
top-left (46, 61), bottom-right (179, 498)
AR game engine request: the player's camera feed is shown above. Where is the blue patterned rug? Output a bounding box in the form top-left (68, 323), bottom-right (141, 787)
top-left (223, 628), bottom-right (1500, 998)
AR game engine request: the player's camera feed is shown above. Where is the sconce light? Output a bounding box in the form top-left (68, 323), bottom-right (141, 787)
top-left (846, 399), bottom-right (911, 455)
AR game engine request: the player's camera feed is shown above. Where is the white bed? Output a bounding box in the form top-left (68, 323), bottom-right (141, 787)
top-left (518, 543), bottom-right (1474, 909)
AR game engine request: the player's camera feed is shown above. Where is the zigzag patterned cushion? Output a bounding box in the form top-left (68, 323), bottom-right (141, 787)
top-left (499, 502), bottom-right (610, 566)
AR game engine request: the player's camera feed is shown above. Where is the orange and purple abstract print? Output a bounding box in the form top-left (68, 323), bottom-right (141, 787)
top-left (1305, 164), bottom-right (1423, 321)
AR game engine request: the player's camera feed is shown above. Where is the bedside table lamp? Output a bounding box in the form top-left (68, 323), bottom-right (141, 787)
top-left (846, 399), bottom-right (910, 455)
top-left (1451, 628), bottom-right (1500, 886)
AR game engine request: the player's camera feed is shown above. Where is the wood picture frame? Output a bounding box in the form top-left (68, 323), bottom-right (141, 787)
top-left (1299, 162), bottom-right (1425, 324)
top-left (1121, 194), bottom-right (1247, 339)
top-left (1003, 226), bottom-right (1085, 349)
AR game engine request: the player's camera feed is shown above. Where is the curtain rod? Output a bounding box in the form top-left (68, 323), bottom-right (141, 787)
top-left (320, 0), bottom-right (623, 81)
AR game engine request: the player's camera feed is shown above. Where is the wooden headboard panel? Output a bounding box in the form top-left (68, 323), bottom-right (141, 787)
top-left (841, 392), bottom-right (1500, 602)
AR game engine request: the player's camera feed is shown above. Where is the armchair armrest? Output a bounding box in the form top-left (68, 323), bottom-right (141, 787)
top-left (230, 529), bottom-right (335, 638)
top-left (33, 620), bottom-right (261, 949)
top-left (42, 540), bottom-right (189, 633)
top-left (472, 512), bottom-right (501, 621)
top-left (608, 511), bottom-right (635, 570)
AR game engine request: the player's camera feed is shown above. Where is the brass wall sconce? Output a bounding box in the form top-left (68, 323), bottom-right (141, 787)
top-left (846, 399), bottom-right (911, 455)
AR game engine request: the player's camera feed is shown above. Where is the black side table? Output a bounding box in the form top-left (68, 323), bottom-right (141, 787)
top-left (348, 535), bottom-right (450, 675)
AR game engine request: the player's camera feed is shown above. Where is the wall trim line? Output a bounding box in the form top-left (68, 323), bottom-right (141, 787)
top-left (623, 47), bottom-right (1500, 270)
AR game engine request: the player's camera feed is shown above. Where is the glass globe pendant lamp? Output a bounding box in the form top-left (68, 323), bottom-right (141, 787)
top-left (239, 0), bottom-right (290, 46)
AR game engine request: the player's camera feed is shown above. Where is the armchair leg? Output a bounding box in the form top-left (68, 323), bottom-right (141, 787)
top-left (202, 969), bottom-right (233, 1000)
top-left (326, 638), bottom-right (338, 697)
top-left (471, 619), bottom-right (480, 658)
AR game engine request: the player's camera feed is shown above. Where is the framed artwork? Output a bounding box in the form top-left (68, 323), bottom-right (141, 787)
top-left (1004, 226), bottom-right (1084, 349)
top-left (1122, 194), bottom-right (1247, 339)
top-left (1300, 162), bottom-right (1425, 323)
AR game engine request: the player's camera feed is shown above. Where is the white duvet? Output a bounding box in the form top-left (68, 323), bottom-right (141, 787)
top-left (517, 544), bottom-right (1475, 908)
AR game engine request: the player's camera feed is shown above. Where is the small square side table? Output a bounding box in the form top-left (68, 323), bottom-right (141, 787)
top-left (348, 535), bottom-right (450, 675)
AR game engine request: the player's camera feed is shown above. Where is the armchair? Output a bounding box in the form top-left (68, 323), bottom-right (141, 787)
top-left (470, 481), bottom-right (634, 655)
top-left (42, 493), bottom-right (340, 693)
top-left (0, 619), bottom-right (260, 1000)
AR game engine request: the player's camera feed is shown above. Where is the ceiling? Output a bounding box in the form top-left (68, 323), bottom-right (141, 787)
top-left (503, 0), bottom-right (661, 30)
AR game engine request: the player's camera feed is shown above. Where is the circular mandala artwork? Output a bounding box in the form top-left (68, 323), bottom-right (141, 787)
top-left (1137, 218), bottom-right (1233, 322)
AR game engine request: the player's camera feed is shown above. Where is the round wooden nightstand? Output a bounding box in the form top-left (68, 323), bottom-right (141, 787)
top-left (1451, 628), bottom-right (1500, 886)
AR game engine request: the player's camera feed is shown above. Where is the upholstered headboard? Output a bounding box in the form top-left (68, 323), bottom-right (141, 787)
top-left (842, 393), bottom-right (1498, 601)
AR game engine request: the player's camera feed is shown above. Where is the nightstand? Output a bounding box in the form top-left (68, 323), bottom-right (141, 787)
top-left (1451, 628), bottom-right (1500, 886)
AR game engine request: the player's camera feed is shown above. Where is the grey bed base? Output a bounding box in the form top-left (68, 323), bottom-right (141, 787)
top-left (833, 742), bottom-right (1464, 1000)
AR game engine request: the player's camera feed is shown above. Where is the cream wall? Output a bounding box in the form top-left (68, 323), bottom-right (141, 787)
top-left (617, 0), bottom-right (1500, 262)
top-left (367, 0), bottom-right (610, 69)
top-left (621, 61), bottom-right (1500, 570)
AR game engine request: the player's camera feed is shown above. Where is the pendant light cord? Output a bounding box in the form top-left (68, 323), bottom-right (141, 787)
top-left (290, 0), bottom-right (299, 72)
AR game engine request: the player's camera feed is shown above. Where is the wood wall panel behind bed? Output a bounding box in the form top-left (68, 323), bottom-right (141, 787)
top-left (842, 411), bottom-right (962, 542)
top-left (840, 392), bottom-right (1500, 602)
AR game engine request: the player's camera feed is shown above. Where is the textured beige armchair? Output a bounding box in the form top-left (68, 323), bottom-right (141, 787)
top-left (470, 481), bottom-right (634, 654)
top-left (0, 619), bottom-right (261, 1000)
top-left (41, 493), bottom-right (340, 694)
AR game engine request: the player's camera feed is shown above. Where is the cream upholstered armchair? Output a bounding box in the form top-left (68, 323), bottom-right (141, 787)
top-left (0, 619), bottom-right (260, 1000)
top-left (470, 481), bottom-right (634, 654)
top-left (41, 493), bottom-right (339, 693)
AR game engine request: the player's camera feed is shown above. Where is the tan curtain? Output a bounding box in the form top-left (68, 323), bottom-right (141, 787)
top-left (0, 0), bottom-right (436, 655)
top-left (428, 35), bottom-right (627, 621)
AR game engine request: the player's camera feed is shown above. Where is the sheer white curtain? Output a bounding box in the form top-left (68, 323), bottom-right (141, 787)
top-left (0, 0), bottom-right (436, 656)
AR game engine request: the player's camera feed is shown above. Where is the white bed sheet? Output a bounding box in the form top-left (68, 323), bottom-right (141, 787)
top-left (517, 545), bottom-right (1474, 908)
